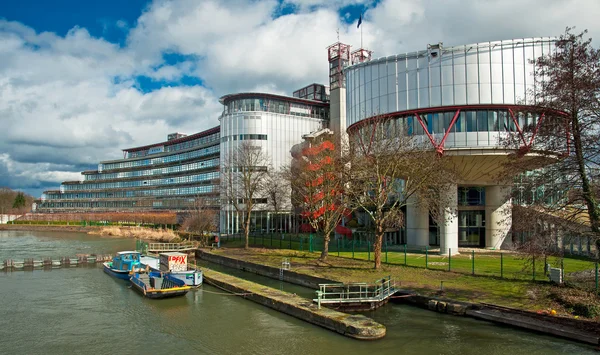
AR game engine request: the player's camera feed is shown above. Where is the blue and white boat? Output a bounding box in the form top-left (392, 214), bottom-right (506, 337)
top-left (103, 251), bottom-right (144, 280)
top-left (140, 253), bottom-right (203, 287)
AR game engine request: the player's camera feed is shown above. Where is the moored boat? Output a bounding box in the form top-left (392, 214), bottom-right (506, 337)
top-left (130, 271), bottom-right (191, 299)
top-left (139, 253), bottom-right (202, 287)
top-left (103, 251), bottom-right (144, 280)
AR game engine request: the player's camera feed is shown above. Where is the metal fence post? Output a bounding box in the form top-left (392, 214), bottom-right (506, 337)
top-left (352, 239), bottom-right (355, 259)
top-left (300, 236), bottom-right (303, 251)
top-left (596, 261), bottom-right (598, 294)
top-left (425, 246), bottom-right (428, 269)
top-left (500, 253), bottom-right (503, 278)
top-left (280, 234), bottom-right (282, 249)
top-left (289, 235), bottom-right (292, 249)
top-left (368, 242), bottom-right (370, 261)
top-left (472, 250), bottom-right (475, 275)
top-left (270, 234), bottom-right (273, 248)
top-left (448, 248), bottom-right (451, 271)
top-left (309, 234), bottom-right (313, 253)
top-left (337, 239), bottom-right (340, 257)
top-left (385, 239), bottom-right (388, 264)
top-left (404, 244), bottom-right (407, 265)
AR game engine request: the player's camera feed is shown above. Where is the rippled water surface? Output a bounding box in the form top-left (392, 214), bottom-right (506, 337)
top-left (0, 230), bottom-right (595, 355)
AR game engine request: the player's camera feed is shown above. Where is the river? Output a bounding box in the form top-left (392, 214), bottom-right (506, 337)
top-left (0, 230), bottom-right (595, 355)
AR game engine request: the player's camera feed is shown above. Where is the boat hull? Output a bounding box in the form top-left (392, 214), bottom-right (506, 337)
top-left (103, 262), bottom-right (134, 280)
top-left (139, 255), bottom-right (202, 287)
top-left (130, 272), bottom-right (191, 299)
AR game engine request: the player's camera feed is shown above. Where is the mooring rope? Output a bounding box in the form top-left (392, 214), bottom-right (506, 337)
top-left (202, 278), bottom-right (254, 297)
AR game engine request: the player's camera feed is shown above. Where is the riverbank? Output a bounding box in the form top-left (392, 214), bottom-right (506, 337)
top-left (199, 248), bottom-right (600, 346)
top-left (0, 224), bottom-right (179, 242)
top-left (200, 268), bottom-right (386, 340)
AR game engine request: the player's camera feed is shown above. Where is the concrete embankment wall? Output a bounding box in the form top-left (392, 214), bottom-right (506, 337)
top-left (201, 268), bottom-right (386, 340)
top-left (197, 250), bottom-right (600, 347)
top-left (196, 249), bottom-right (335, 289)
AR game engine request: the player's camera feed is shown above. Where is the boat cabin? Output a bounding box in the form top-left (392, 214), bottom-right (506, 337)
top-left (112, 251), bottom-right (141, 272)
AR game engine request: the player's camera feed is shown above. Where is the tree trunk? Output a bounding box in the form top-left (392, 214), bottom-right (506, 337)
top-left (373, 224), bottom-right (384, 269)
top-left (320, 231), bottom-right (330, 261)
top-left (244, 211), bottom-right (251, 249)
top-left (570, 113), bottom-right (600, 251)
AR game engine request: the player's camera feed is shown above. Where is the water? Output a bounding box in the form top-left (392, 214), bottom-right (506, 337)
top-left (0, 230), bottom-right (595, 355)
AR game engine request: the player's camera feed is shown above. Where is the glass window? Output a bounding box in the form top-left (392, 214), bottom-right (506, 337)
top-left (477, 111), bottom-right (489, 132)
top-left (466, 111), bottom-right (477, 132)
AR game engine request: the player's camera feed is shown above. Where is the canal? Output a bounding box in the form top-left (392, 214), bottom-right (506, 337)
top-left (0, 230), bottom-right (595, 354)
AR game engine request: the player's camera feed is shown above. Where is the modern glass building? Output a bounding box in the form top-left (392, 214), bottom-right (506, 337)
top-left (343, 38), bottom-right (566, 253)
top-left (37, 37), bottom-right (567, 252)
top-left (38, 127), bottom-right (221, 211)
top-left (219, 92), bottom-right (329, 234)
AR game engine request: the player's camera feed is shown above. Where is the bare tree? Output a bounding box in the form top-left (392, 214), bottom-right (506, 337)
top-left (180, 197), bottom-right (218, 245)
top-left (503, 28), bottom-right (600, 256)
top-left (346, 115), bottom-right (457, 269)
top-left (222, 141), bottom-right (270, 249)
top-left (287, 130), bottom-right (348, 261)
top-left (264, 169), bottom-right (291, 233)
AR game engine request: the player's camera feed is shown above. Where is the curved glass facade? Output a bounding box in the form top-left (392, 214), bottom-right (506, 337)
top-left (346, 38), bottom-right (556, 128)
top-left (351, 108), bottom-right (545, 149)
top-left (219, 93), bottom-right (329, 234)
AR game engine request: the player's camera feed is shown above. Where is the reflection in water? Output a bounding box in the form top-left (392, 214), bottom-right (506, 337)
top-left (0, 231), bottom-right (596, 355)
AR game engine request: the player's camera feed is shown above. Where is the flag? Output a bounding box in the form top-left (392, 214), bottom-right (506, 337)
top-left (357, 14), bottom-right (362, 28)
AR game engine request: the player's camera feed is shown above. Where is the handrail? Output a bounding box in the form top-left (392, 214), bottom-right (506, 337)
top-left (316, 276), bottom-right (395, 302)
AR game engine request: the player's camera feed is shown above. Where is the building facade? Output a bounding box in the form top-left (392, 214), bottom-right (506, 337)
top-left (219, 92), bottom-right (329, 234)
top-left (37, 36), bottom-right (566, 252)
top-left (38, 127), bottom-right (221, 211)
top-left (343, 38), bottom-right (565, 254)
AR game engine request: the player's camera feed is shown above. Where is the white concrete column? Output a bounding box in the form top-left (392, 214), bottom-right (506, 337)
top-left (406, 195), bottom-right (429, 247)
top-left (485, 185), bottom-right (512, 249)
top-left (440, 184), bottom-right (459, 255)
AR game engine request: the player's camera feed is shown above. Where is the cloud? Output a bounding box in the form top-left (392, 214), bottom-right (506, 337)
top-left (0, 19), bottom-right (221, 196)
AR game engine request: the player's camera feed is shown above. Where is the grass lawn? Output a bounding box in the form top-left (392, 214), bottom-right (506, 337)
top-left (208, 247), bottom-right (600, 318)
top-left (219, 234), bottom-right (598, 284)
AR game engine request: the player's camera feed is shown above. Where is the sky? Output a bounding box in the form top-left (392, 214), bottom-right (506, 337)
top-left (0, 0), bottom-right (599, 198)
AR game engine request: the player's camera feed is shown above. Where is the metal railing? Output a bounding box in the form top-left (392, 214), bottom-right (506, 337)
top-left (316, 276), bottom-right (396, 303)
top-left (146, 242), bottom-right (197, 252)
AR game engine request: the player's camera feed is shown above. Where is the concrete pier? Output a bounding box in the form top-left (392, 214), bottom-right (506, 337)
top-left (1, 254), bottom-right (113, 271)
top-left (201, 268), bottom-right (386, 340)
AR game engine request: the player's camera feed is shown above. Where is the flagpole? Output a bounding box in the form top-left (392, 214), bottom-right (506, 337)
top-left (360, 13), bottom-right (363, 49)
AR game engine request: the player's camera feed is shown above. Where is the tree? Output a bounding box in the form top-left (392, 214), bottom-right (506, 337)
top-left (222, 141), bottom-right (270, 249)
top-left (287, 130), bottom-right (348, 261)
top-left (346, 115), bottom-right (457, 269)
top-left (180, 197), bottom-right (218, 245)
top-left (507, 28), bottom-right (600, 256)
top-left (12, 192), bottom-right (27, 210)
top-left (264, 169), bottom-right (291, 233)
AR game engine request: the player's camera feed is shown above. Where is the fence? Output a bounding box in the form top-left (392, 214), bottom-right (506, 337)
top-left (219, 233), bottom-right (599, 293)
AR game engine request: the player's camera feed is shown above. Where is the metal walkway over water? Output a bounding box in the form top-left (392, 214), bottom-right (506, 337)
top-left (2, 254), bottom-right (114, 271)
top-left (142, 241), bottom-right (198, 253)
top-left (313, 276), bottom-right (398, 311)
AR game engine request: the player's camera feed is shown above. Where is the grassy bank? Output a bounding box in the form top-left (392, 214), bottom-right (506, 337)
top-left (219, 235), bottom-right (599, 286)
top-left (88, 226), bottom-right (179, 241)
top-left (0, 224), bottom-right (180, 242)
top-left (210, 247), bottom-right (600, 320)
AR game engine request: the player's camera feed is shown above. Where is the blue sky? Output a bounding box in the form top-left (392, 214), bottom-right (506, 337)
top-left (0, 0), bottom-right (598, 199)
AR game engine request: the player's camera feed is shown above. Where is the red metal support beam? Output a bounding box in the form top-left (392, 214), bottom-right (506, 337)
top-left (436, 109), bottom-right (461, 155)
top-left (414, 113), bottom-right (437, 149)
top-left (507, 108), bottom-right (528, 147)
top-left (528, 113), bottom-right (545, 148)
